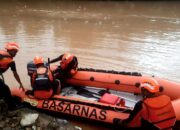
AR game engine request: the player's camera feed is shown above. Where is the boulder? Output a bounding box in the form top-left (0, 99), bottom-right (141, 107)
top-left (20, 113), bottom-right (39, 127)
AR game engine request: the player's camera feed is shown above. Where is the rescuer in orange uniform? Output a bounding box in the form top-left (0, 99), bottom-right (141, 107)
top-left (50, 52), bottom-right (78, 77)
top-left (0, 42), bottom-right (24, 111)
top-left (30, 56), bottom-right (61, 99)
top-left (50, 53), bottom-right (78, 87)
top-left (114, 78), bottom-right (176, 130)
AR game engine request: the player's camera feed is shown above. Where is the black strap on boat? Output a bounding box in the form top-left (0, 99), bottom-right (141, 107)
top-left (49, 97), bottom-right (132, 113)
top-left (69, 68), bottom-right (142, 87)
top-left (75, 87), bottom-right (105, 96)
top-left (77, 91), bottom-right (100, 99)
top-left (78, 68), bottom-right (142, 77)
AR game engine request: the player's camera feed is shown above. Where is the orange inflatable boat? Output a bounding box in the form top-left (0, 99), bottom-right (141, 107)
top-left (11, 67), bottom-right (180, 125)
top-left (66, 68), bottom-right (180, 121)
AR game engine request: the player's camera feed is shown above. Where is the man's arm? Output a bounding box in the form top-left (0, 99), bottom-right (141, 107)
top-left (114, 100), bottom-right (143, 128)
top-left (122, 100), bottom-right (143, 124)
top-left (50, 55), bottom-right (63, 63)
top-left (13, 71), bottom-right (24, 89)
top-left (9, 61), bottom-right (25, 90)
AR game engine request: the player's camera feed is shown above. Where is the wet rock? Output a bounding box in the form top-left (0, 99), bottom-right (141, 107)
top-left (0, 120), bottom-right (5, 128)
top-left (40, 117), bottom-right (80, 130)
top-left (25, 127), bottom-right (32, 130)
top-left (3, 127), bottom-right (12, 130)
top-left (5, 118), bottom-right (10, 123)
top-left (56, 118), bottom-right (68, 125)
top-left (48, 118), bottom-right (59, 128)
top-left (19, 128), bottom-right (26, 130)
top-left (0, 107), bottom-right (81, 130)
top-left (75, 126), bottom-right (82, 130)
top-left (36, 126), bottom-right (42, 130)
top-left (32, 125), bottom-right (36, 130)
top-left (7, 110), bottom-right (18, 117)
top-left (20, 113), bottom-right (39, 127)
top-left (36, 113), bottom-right (52, 127)
top-left (9, 117), bottom-right (20, 128)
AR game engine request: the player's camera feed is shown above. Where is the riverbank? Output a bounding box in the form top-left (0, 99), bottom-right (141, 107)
top-left (0, 100), bottom-right (81, 130)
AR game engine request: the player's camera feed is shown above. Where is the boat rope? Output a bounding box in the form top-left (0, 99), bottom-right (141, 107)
top-left (69, 77), bottom-right (141, 88)
top-left (78, 68), bottom-right (142, 77)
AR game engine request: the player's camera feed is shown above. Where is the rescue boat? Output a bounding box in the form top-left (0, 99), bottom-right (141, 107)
top-left (66, 68), bottom-right (180, 121)
top-left (11, 64), bottom-right (180, 125)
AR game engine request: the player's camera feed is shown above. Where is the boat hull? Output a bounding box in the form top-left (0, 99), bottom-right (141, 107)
top-left (23, 66), bottom-right (180, 122)
top-left (11, 88), bottom-right (130, 124)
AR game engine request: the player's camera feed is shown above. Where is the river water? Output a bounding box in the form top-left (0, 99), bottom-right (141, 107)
top-left (0, 1), bottom-right (180, 129)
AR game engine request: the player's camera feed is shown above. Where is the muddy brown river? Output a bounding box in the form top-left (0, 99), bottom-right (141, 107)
top-left (1, 1), bottom-right (180, 129)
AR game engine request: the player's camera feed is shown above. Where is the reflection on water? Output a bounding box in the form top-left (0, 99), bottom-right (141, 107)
top-left (0, 1), bottom-right (180, 129)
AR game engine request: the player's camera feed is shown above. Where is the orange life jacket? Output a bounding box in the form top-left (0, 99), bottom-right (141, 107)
top-left (0, 50), bottom-right (13, 73)
top-left (142, 95), bottom-right (176, 130)
top-left (32, 66), bottom-right (54, 99)
top-left (61, 54), bottom-right (78, 76)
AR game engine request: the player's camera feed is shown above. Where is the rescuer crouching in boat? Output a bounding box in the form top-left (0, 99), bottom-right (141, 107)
top-left (113, 78), bottom-right (176, 130)
top-left (27, 56), bottom-right (61, 99)
top-left (50, 52), bottom-right (78, 87)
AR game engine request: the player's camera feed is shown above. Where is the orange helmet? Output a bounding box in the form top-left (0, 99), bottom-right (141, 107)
top-left (140, 78), bottom-right (160, 93)
top-left (33, 56), bottom-right (44, 65)
top-left (61, 53), bottom-right (74, 70)
top-left (5, 42), bottom-right (20, 51)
